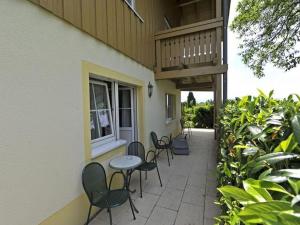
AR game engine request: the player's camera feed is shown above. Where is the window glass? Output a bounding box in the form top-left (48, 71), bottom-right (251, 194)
top-left (120, 109), bottom-right (132, 127)
top-left (90, 111), bottom-right (100, 140)
top-left (166, 94), bottom-right (176, 121)
top-left (119, 89), bottom-right (132, 127)
top-left (93, 84), bottom-right (108, 109)
top-left (90, 81), bottom-right (114, 142)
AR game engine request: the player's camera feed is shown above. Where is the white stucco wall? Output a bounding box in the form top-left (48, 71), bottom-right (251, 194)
top-left (0, 1), bottom-right (180, 225)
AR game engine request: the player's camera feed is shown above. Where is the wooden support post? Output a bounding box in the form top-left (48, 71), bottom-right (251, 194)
top-left (216, 0), bottom-right (222, 18)
top-left (155, 39), bottom-right (162, 73)
top-left (213, 74), bottom-right (222, 140)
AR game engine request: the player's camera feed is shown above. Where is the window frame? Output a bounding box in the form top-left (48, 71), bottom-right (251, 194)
top-left (165, 93), bottom-right (176, 122)
top-left (125, 0), bottom-right (135, 9)
top-left (124, 0), bottom-right (144, 23)
top-left (90, 80), bottom-right (116, 146)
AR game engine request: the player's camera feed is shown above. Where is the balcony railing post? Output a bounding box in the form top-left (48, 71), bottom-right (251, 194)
top-left (216, 0), bottom-right (222, 18)
top-left (155, 39), bottom-right (162, 73)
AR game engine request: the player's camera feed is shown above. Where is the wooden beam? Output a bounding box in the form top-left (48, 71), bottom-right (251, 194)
top-left (155, 64), bottom-right (228, 80)
top-left (181, 87), bottom-right (213, 91)
top-left (178, 0), bottom-right (203, 8)
top-left (176, 82), bottom-right (212, 89)
top-left (155, 18), bottom-right (223, 40)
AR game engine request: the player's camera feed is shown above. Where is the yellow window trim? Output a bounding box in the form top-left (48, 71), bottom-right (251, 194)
top-left (81, 60), bottom-right (145, 162)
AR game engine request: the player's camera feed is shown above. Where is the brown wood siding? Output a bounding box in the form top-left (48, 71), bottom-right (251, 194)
top-left (95, 0), bottom-right (108, 43)
top-left (180, 0), bottom-right (214, 26)
top-left (107, 0), bottom-right (117, 48)
top-left (116, 0), bottom-right (125, 52)
top-left (82, 0), bottom-right (96, 36)
top-left (63, 0), bottom-right (82, 28)
top-left (28, 0), bottom-right (183, 70)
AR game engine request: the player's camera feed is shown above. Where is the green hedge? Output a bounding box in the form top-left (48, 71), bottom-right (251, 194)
top-left (182, 102), bottom-right (214, 129)
top-left (216, 90), bottom-right (300, 225)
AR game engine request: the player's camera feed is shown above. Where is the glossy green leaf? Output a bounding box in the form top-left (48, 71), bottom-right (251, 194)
top-left (243, 153), bottom-right (300, 174)
top-left (274, 134), bottom-right (298, 153)
top-left (292, 115), bottom-right (300, 144)
top-left (272, 169), bottom-right (300, 179)
top-left (259, 168), bottom-right (273, 180)
top-left (291, 195), bottom-right (300, 207)
top-left (263, 170), bottom-right (300, 184)
top-left (288, 179), bottom-right (300, 195)
top-left (257, 89), bottom-right (268, 98)
top-left (243, 181), bottom-right (272, 202)
top-left (244, 178), bottom-right (292, 197)
top-left (243, 147), bottom-right (259, 156)
top-left (218, 186), bottom-right (257, 205)
top-left (239, 201), bottom-right (293, 224)
top-left (278, 212), bottom-right (300, 225)
top-left (263, 175), bottom-right (289, 183)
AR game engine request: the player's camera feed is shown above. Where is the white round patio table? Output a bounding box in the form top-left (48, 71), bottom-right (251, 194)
top-left (109, 155), bottom-right (142, 170)
top-left (109, 155), bottom-right (142, 213)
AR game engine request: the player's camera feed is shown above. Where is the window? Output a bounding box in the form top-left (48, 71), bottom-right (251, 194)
top-left (125, 0), bottom-right (135, 9)
top-left (89, 80), bottom-right (115, 145)
top-left (166, 94), bottom-right (176, 122)
top-left (119, 88), bottom-right (132, 128)
top-left (89, 78), bottom-right (137, 150)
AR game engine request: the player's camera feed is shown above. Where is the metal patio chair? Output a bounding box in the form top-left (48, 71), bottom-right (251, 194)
top-left (180, 118), bottom-right (192, 137)
top-left (150, 131), bottom-right (174, 166)
top-left (82, 162), bottom-right (136, 225)
top-left (128, 141), bottom-right (162, 198)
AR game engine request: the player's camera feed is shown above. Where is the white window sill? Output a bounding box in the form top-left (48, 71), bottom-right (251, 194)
top-left (91, 139), bottom-right (127, 159)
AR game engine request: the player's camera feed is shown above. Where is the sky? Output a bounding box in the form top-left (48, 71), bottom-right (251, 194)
top-left (181, 1), bottom-right (300, 102)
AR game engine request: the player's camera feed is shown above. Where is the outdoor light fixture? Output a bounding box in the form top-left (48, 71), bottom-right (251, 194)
top-left (148, 82), bottom-right (153, 98)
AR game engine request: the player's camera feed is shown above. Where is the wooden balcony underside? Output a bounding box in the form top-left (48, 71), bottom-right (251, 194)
top-left (156, 64), bottom-right (227, 80)
top-left (155, 18), bottom-right (226, 81)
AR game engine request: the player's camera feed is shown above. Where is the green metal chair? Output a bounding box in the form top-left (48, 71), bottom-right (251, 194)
top-left (150, 131), bottom-right (174, 166)
top-left (82, 162), bottom-right (135, 225)
top-left (128, 141), bottom-right (162, 198)
top-left (180, 118), bottom-right (192, 137)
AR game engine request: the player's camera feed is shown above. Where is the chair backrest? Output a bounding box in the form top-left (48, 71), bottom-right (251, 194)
top-left (150, 131), bottom-right (160, 148)
top-left (128, 141), bottom-right (145, 162)
top-left (82, 162), bottom-right (108, 203)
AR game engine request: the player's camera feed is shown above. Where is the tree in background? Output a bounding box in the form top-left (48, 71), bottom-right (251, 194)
top-left (187, 92), bottom-right (196, 107)
top-left (231, 0), bottom-right (300, 78)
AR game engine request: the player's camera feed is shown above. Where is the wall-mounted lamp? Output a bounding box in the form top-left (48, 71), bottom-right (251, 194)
top-left (148, 82), bottom-right (153, 98)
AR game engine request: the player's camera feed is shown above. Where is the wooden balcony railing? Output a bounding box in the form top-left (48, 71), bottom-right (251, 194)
top-left (155, 18), bottom-right (224, 79)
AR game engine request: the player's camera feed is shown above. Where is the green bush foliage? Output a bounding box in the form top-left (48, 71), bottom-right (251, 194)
top-left (182, 101), bottom-right (214, 129)
top-left (216, 90), bottom-right (300, 225)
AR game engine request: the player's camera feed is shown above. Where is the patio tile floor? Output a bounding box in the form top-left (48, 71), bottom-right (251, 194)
top-left (90, 129), bottom-right (219, 225)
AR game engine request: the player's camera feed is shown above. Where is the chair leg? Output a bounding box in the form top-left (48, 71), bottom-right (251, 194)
top-left (139, 170), bottom-right (143, 198)
top-left (128, 170), bottom-right (132, 188)
top-left (128, 196), bottom-right (136, 220)
top-left (170, 147), bottom-right (174, 159)
top-left (85, 204), bottom-right (92, 225)
top-left (108, 208), bottom-right (112, 225)
top-left (156, 166), bottom-right (163, 187)
top-left (166, 148), bottom-right (170, 166)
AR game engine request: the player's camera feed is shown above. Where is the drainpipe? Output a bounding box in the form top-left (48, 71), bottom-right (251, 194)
top-left (223, 0), bottom-right (230, 102)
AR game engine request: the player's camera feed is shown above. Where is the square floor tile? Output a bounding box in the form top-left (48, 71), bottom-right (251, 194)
top-left (182, 185), bottom-right (205, 207)
top-left (157, 188), bottom-right (184, 211)
top-left (133, 192), bottom-right (159, 218)
top-left (166, 174), bottom-right (188, 191)
top-left (145, 206), bottom-right (177, 225)
top-left (174, 203), bottom-right (204, 225)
